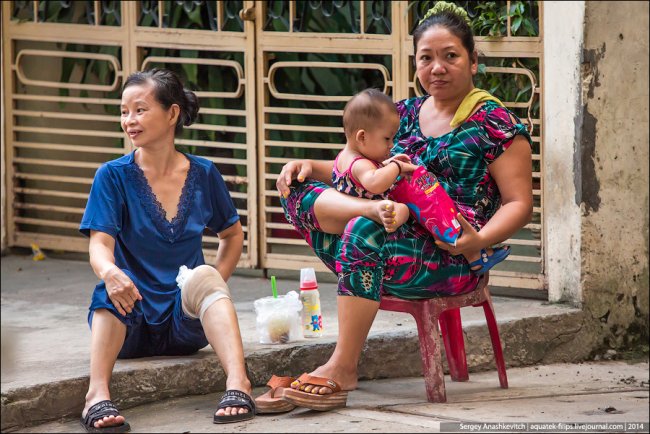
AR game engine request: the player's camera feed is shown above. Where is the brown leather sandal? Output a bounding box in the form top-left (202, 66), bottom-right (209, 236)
top-left (281, 373), bottom-right (349, 411)
top-left (254, 375), bottom-right (296, 414)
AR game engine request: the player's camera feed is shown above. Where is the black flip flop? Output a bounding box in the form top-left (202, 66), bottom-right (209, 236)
top-left (80, 400), bottom-right (130, 433)
top-left (213, 389), bottom-right (256, 424)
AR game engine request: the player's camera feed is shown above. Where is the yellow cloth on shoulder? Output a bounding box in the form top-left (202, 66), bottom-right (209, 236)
top-left (450, 88), bottom-right (504, 128)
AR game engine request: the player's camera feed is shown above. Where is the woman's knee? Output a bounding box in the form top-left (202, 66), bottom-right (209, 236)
top-left (343, 215), bottom-right (381, 232)
top-left (178, 265), bottom-right (232, 322)
top-left (337, 217), bottom-right (387, 271)
top-left (342, 216), bottom-right (387, 247)
top-left (281, 181), bottom-right (328, 234)
top-left (90, 308), bottom-right (127, 331)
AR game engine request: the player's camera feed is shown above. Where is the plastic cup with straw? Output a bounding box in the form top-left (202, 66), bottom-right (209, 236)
top-left (265, 275), bottom-right (291, 343)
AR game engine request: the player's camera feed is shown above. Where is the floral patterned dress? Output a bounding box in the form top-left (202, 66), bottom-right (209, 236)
top-left (281, 96), bottom-right (531, 301)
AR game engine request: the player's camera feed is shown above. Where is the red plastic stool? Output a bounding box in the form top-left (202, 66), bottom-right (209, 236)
top-left (378, 274), bottom-right (508, 402)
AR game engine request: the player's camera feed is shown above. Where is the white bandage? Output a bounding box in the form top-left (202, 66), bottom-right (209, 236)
top-left (176, 265), bottom-right (231, 322)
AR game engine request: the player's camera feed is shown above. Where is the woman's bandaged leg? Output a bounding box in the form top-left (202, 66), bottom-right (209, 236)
top-left (176, 265), bottom-right (231, 321)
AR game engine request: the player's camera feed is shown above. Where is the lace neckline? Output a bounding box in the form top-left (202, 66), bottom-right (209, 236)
top-left (126, 152), bottom-right (199, 243)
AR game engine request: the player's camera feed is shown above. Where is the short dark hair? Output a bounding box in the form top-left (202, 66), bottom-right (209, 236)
top-left (123, 68), bottom-right (199, 135)
top-left (342, 88), bottom-right (398, 139)
top-left (413, 7), bottom-right (475, 59)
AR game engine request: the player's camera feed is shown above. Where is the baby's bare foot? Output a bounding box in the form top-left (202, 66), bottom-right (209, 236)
top-left (390, 203), bottom-right (410, 232)
top-left (366, 200), bottom-right (409, 233)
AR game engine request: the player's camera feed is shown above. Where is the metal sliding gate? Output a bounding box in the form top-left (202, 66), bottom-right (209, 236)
top-left (3, 1), bottom-right (545, 294)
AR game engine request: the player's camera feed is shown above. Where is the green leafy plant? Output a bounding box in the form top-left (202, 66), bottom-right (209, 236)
top-left (508, 1), bottom-right (538, 36)
top-left (469, 1), bottom-right (540, 117)
top-left (473, 1), bottom-right (507, 37)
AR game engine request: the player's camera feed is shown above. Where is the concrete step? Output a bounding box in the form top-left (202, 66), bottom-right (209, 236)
top-left (1, 255), bottom-right (584, 431)
top-left (16, 362), bottom-right (650, 433)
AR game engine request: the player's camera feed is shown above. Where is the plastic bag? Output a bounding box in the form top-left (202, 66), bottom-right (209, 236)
top-left (254, 291), bottom-right (303, 344)
top-left (175, 265), bottom-right (194, 289)
top-left (390, 166), bottom-right (462, 245)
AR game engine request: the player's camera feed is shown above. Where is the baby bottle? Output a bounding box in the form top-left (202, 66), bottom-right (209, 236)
top-left (299, 267), bottom-right (322, 338)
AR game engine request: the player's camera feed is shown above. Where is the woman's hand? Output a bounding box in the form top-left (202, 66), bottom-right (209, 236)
top-left (435, 213), bottom-right (485, 256)
top-left (102, 266), bottom-right (142, 316)
top-left (276, 160), bottom-right (313, 198)
top-left (89, 230), bottom-right (142, 316)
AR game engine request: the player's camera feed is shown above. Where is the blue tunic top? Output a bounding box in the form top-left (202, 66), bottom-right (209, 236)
top-left (80, 151), bottom-right (239, 326)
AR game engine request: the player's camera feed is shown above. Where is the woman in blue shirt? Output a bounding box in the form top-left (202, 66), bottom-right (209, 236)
top-left (79, 68), bottom-right (254, 431)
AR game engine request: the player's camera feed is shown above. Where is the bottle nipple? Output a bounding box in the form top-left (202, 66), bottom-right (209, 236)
top-left (300, 267), bottom-right (318, 289)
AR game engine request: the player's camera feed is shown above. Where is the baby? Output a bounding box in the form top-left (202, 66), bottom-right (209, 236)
top-left (333, 88), bottom-right (510, 274)
top-left (332, 88), bottom-right (418, 233)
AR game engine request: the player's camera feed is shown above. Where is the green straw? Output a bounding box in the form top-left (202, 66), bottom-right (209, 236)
top-left (271, 276), bottom-right (278, 298)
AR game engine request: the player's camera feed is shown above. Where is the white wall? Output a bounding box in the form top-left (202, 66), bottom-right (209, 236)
top-left (542, 1), bottom-right (586, 305)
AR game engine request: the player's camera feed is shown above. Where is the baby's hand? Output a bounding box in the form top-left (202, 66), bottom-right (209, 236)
top-left (398, 162), bottom-right (420, 174)
top-left (382, 154), bottom-right (411, 166)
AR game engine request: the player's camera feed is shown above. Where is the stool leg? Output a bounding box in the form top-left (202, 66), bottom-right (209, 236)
top-left (439, 308), bottom-right (469, 382)
top-left (412, 307), bottom-right (447, 403)
top-left (482, 300), bottom-right (508, 389)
